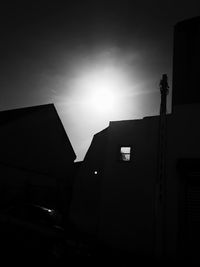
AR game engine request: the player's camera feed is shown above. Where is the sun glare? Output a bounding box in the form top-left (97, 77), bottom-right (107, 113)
top-left (87, 87), bottom-right (116, 113)
top-left (78, 66), bottom-right (125, 118)
top-left (58, 51), bottom-right (140, 161)
top-left (65, 52), bottom-right (137, 133)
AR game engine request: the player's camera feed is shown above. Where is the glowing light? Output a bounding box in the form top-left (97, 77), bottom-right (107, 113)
top-left (76, 66), bottom-right (129, 120)
top-left (58, 51), bottom-right (140, 162)
top-left (87, 88), bottom-right (115, 114)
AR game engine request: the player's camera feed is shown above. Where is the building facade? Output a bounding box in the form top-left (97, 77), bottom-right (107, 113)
top-left (70, 16), bottom-right (200, 263)
top-left (0, 103), bottom-right (76, 213)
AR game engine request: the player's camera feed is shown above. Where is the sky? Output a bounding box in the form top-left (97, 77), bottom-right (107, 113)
top-left (0, 1), bottom-right (200, 161)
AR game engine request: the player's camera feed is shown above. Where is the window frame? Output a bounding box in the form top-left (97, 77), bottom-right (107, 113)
top-left (118, 145), bottom-right (132, 162)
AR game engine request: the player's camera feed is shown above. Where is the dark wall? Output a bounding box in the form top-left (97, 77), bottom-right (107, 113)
top-left (172, 17), bottom-right (200, 107)
top-left (69, 128), bottom-right (108, 234)
top-left (0, 104), bottom-right (76, 212)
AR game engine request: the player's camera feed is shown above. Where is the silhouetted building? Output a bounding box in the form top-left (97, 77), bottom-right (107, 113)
top-left (70, 117), bottom-right (158, 255)
top-left (172, 16), bottom-right (200, 107)
top-left (70, 128), bottom-right (108, 232)
top-left (70, 16), bottom-right (200, 264)
top-left (0, 103), bottom-right (76, 213)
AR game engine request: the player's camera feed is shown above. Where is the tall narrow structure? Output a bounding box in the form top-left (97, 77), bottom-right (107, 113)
top-left (155, 74), bottom-right (169, 258)
top-left (160, 74), bottom-right (169, 115)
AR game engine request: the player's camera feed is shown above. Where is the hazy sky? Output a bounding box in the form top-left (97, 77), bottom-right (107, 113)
top-left (0, 1), bottom-right (200, 161)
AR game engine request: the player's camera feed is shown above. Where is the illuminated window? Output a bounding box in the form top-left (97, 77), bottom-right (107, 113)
top-left (120, 146), bottom-right (131, 161)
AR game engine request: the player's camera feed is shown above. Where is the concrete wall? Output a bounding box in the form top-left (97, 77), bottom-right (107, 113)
top-left (97, 118), bottom-right (159, 254)
top-left (70, 128), bottom-right (108, 234)
top-left (0, 162), bottom-right (57, 208)
top-left (165, 104), bottom-right (200, 259)
top-left (0, 105), bottom-right (75, 177)
top-left (0, 104), bottom-right (76, 211)
top-left (70, 117), bottom-right (160, 255)
top-left (173, 17), bottom-right (200, 106)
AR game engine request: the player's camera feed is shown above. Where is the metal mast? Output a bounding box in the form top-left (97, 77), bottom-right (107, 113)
top-left (155, 74), bottom-right (169, 260)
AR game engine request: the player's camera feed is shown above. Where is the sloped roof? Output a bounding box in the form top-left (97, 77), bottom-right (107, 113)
top-left (0, 103), bottom-right (76, 174)
top-left (0, 104), bottom-right (54, 125)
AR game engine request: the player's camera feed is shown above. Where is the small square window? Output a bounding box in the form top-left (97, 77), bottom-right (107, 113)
top-left (120, 146), bottom-right (131, 161)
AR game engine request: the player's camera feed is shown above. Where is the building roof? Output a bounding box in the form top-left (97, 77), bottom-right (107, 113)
top-left (0, 103), bottom-right (76, 174)
top-left (0, 103), bottom-right (54, 125)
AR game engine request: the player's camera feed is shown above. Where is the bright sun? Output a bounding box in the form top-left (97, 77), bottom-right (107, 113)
top-left (79, 66), bottom-right (123, 117)
top-left (59, 53), bottom-right (137, 161)
top-left (86, 84), bottom-right (117, 113)
top-left (87, 86), bottom-right (116, 114)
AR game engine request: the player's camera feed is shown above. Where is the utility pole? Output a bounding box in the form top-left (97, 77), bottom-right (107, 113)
top-left (160, 74), bottom-right (169, 115)
top-left (155, 74), bottom-right (169, 260)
